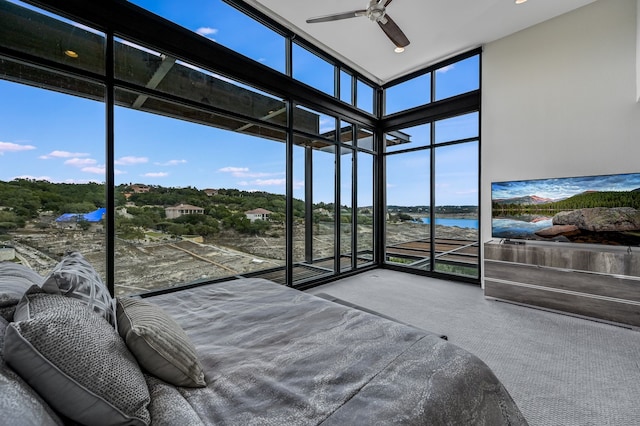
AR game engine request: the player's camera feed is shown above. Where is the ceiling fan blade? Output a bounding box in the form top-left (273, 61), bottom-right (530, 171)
top-left (383, 0), bottom-right (394, 7)
top-left (306, 10), bottom-right (366, 24)
top-left (378, 14), bottom-right (410, 48)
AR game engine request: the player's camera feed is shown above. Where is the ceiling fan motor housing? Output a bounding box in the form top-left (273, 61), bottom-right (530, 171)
top-left (367, 1), bottom-right (387, 22)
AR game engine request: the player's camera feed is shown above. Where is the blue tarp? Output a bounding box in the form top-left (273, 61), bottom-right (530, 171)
top-left (55, 208), bottom-right (106, 223)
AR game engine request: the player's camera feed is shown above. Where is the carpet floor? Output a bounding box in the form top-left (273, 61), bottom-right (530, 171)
top-left (307, 269), bottom-right (640, 426)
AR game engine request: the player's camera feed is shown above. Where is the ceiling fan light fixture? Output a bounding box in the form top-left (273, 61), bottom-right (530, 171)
top-left (306, 0), bottom-right (410, 51)
top-left (515, 0), bottom-right (528, 4)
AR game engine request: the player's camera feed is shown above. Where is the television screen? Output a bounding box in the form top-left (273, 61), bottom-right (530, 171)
top-left (491, 172), bottom-right (640, 246)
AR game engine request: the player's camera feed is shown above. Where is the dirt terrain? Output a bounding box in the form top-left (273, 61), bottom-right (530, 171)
top-left (8, 220), bottom-right (476, 296)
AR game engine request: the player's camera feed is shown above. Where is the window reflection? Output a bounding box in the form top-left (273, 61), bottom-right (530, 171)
top-left (127, 0), bottom-right (286, 73)
top-left (115, 37), bottom-right (287, 129)
top-left (0, 0), bottom-right (106, 76)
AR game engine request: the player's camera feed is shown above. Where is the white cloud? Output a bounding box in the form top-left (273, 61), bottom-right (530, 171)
top-left (0, 141), bottom-right (36, 155)
top-left (39, 150), bottom-right (89, 159)
top-left (196, 27), bottom-right (218, 36)
top-left (254, 178), bottom-right (286, 186)
top-left (240, 171), bottom-right (282, 178)
top-left (155, 159), bottom-right (187, 166)
top-left (81, 165), bottom-right (106, 174)
top-left (240, 177), bottom-right (302, 189)
top-left (219, 166), bottom-right (249, 174)
top-left (61, 178), bottom-right (103, 184)
top-left (219, 166), bottom-right (284, 179)
top-left (77, 165), bottom-right (124, 176)
top-left (115, 156), bottom-right (148, 166)
top-left (436, 64), bottom-right (455, 73)
top-left (144, 172), bottom-right (169, 178)
top-left (65, 158), bottom-right (97, 167)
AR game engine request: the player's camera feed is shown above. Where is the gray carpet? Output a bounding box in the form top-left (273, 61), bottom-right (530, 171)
top-left (307, 269), bottom-right (640, 426)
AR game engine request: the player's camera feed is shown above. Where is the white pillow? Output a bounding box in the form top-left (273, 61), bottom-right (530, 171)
top-left (42, 252), bottom-right (116, 328)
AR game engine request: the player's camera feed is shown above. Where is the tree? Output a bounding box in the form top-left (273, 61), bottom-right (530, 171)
top-left (167, 223), bottom-right (187, 237)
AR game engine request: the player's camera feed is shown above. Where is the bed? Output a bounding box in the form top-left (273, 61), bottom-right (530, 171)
top-left (1, 256), bottom-right (527, 425)
top-left (141, 277), bottom-right (527, 425)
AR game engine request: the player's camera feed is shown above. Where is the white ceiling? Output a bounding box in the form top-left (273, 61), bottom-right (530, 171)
top-left (242, 0), bottom-right (597, 85)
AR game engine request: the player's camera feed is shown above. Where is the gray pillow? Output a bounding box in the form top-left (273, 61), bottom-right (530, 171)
top-left (0, 316), bottom-right (65, 426)
top-left (42, 251), bottom-right (117, 328)
top-left (117, 297), bottom-right (206, 388)
top-left (4, 292), bottom-right (151, 426)
top-left (0, 262), bottom-right (44, 321)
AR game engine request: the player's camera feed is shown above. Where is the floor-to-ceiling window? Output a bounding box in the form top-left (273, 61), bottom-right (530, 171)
top-left (0, 0), bottom-right (381, 294)
top-left (0, 0), bottom-right (480, 296)
top-left (111, 36), bottom-right (294, 294)
top-left (355, 127), bottom-right (375, 267)
top-left (0, 0), bottom-right (107, 279)
top-left (383, 52), bottom-right (480, 281)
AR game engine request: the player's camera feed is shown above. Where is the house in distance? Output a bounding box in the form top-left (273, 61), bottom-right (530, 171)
top-left (245, 208), bottom-right (272, 222)
top-left (165, 204), bottom-right (205, 219)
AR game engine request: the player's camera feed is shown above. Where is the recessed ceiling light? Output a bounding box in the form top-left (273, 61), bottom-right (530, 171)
top-left (64, 49), bottom-right (79, 58)
top-left (394, 47), bottom-right (405, 53)
top-left (515, 0), bottom-right (527, 4)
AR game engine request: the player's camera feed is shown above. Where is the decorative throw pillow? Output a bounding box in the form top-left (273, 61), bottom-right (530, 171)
top-left (0, 316), bottom-right (65, 426)
top-left (0, 262), bottom-right (44, 321)
top-left (117, 297), bottom-right (206, 388)
top-left (42, 251), bottom-right (117, 328)
top-left (4, 292), bottom-right (151, 426)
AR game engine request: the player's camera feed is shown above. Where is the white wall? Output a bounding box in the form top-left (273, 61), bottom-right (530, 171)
top-left (481, 0), bottom-right (640, 281)
top-left (637, 0), bottom-right (640, 101)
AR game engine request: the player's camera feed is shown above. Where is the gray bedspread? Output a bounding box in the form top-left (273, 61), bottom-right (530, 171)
top-left (145, 277), bottom-right (527, 425)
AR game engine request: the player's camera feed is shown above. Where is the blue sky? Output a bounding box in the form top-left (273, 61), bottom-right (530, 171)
top-left (492, 173), bottom-right (640, 201)
top-left (0, 0), bottom-right (480, 206)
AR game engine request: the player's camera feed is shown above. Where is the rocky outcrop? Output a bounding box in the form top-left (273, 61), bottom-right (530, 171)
top-left (552, 207), bottom-right (640, 232)
top-left (535, 224), bottom-right (580, 237)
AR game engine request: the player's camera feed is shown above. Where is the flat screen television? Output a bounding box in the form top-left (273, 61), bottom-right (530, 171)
top-left (491, 172), bottom-right (640, 246)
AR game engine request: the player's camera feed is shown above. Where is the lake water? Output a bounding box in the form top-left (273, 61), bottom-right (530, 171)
top-left (491, 217), bottom-right (553, 239)
top-left (420, 218), bottom-right (478, 229)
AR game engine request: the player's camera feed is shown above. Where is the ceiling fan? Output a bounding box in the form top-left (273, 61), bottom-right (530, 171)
top-left (305, 0), bottom-right (410, 51)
